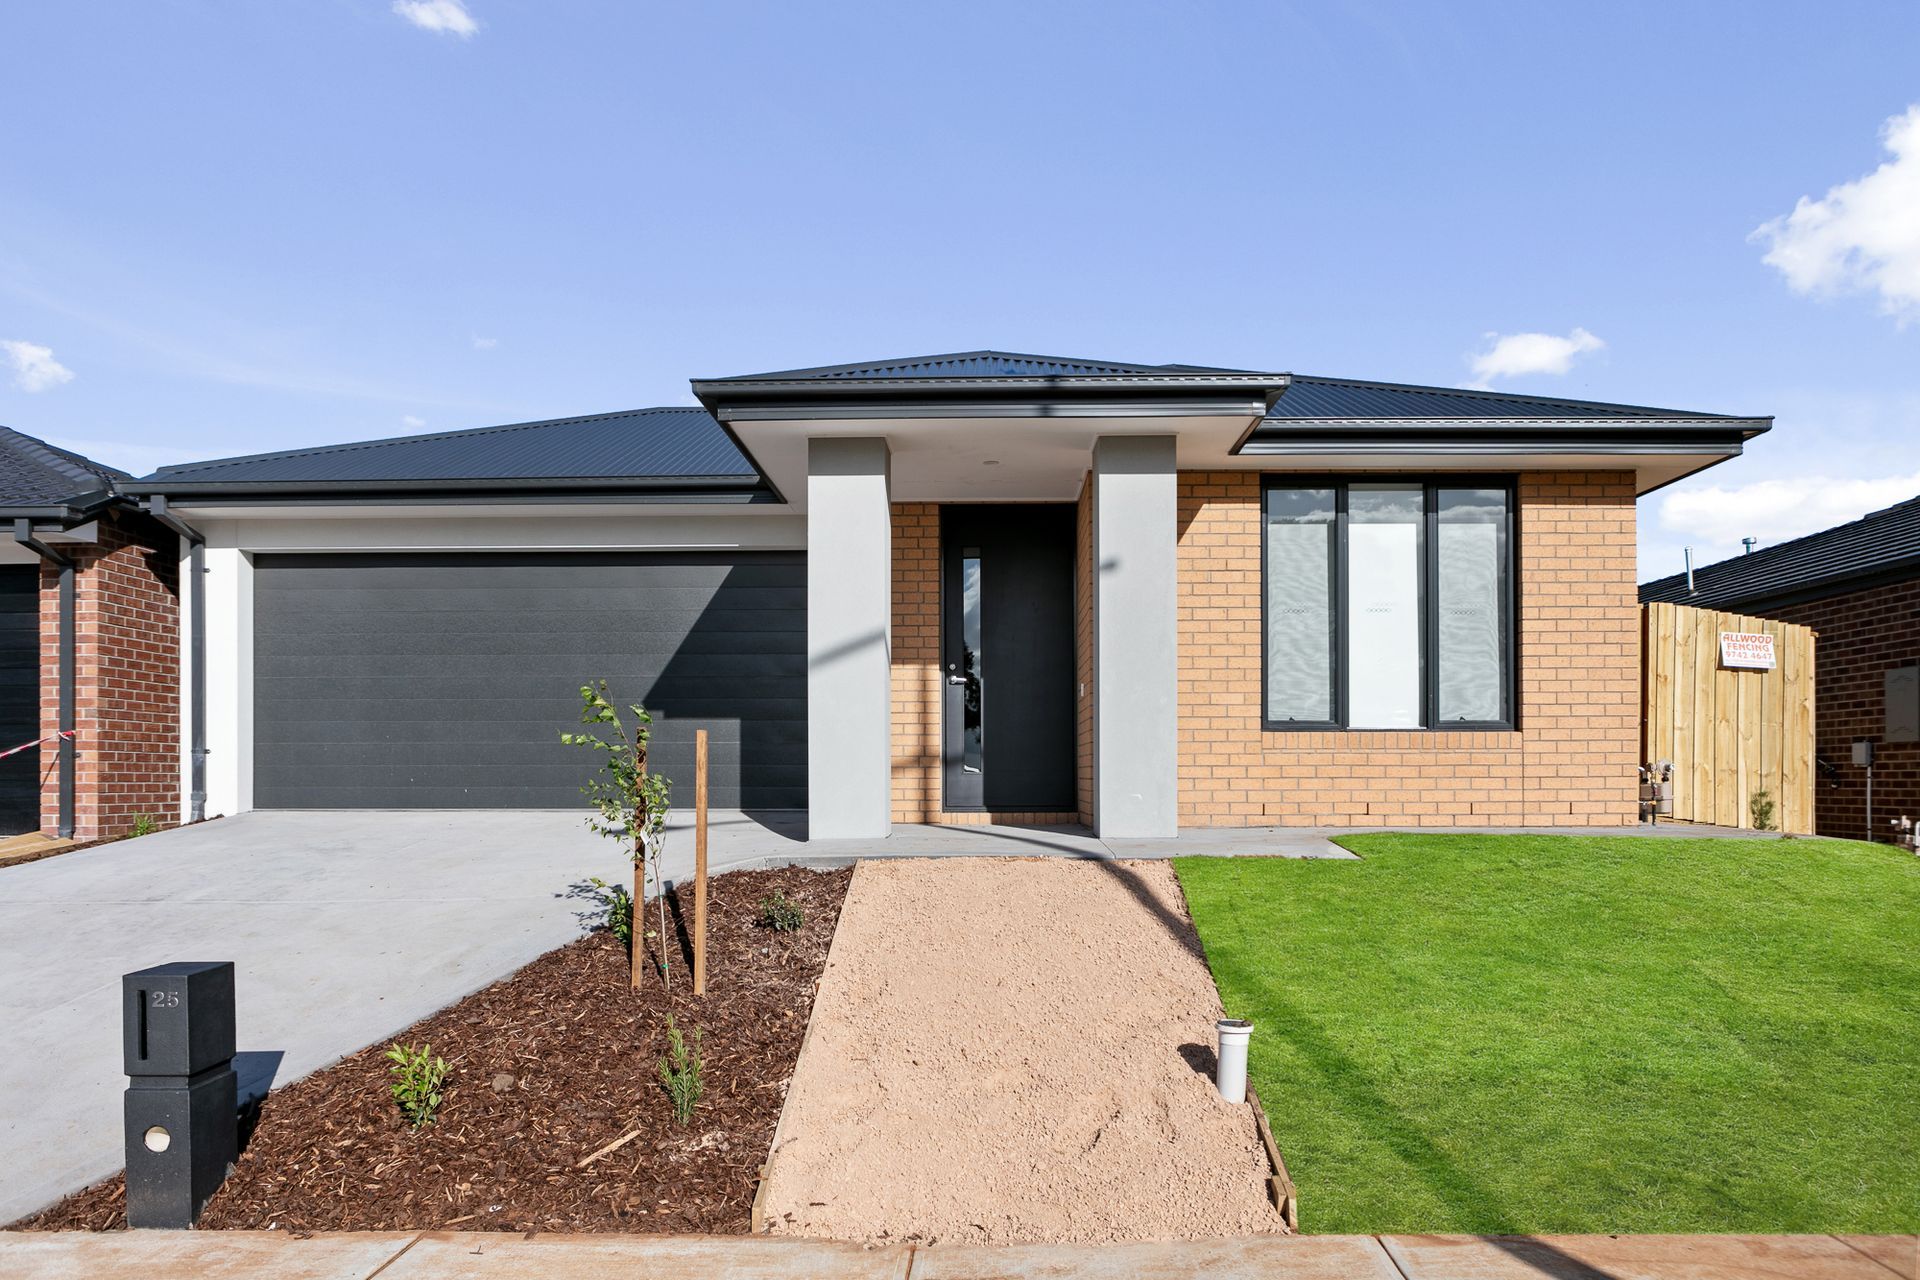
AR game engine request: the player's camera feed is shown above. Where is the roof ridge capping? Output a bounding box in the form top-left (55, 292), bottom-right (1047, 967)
top-left (143, 406), bottom-right (719, 479)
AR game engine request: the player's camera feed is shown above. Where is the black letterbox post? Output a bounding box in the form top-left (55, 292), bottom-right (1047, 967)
top-left (122, 961), bottom-right (238, 1228)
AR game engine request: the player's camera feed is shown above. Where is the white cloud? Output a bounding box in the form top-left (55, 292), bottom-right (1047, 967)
top-left (1752, 104), bottom-right (1920, 322)
top-left (471, 335), bottom-right (498, 350)
top-left (0, 339), bottom-right (75, 392)
top-left (1656, 469), bottom-right (1920, 559)
top-left (1466, 328), bottom-right (1604, 387)
top-left (402, 414), bottom-right (427, 428)
top-left (393, 0), bottom-right (477, 37)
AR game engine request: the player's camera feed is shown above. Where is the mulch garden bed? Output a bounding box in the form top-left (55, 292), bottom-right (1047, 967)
top-left (18, 864), bottom-right (851, 1235)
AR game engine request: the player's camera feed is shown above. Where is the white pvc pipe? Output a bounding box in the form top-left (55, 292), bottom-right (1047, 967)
top-left (1215, 1018), bottom-right (1252, 1103)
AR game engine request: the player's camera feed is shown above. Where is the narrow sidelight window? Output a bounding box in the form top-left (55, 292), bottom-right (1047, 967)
top-left (1262, 478), bottom-right (1514, 730)
top-left (960, 548), bottom-right (983, 774)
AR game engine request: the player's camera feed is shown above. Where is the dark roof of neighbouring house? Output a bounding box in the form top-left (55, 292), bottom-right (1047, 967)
top-left (1640, 494), bottom-right (1920, 611)
top-left (0, 426), bottom-right (128, 517)
top-left (126, 407), bottom-right (766, 501)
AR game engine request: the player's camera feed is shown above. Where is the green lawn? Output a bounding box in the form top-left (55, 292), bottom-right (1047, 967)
top-left (1175, 834), bottom-right (1920, 1235)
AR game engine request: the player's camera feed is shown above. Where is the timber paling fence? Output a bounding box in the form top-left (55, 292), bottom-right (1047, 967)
top-left (1641, 601), bottom-right (1817, 833)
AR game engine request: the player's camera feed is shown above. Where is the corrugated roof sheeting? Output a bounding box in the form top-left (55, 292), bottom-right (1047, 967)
top-left (1640, 494), bottom-right (1920, 608)
top-left (145, 407), bottom-right (756, 484)
top-left (1269, 376), bottom-right (1733, 421)
top-left (0, 426), bottom-right (126, 506)
top-left (708, 350), bottom-right (1252, 381)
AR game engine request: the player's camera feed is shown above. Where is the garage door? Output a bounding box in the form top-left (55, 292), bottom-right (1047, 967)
top-left (253, 551), bottom-right (805, 810)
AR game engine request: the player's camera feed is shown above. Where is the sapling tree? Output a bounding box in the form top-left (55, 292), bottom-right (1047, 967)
top-left (561, 681), bottom-right (674, 988)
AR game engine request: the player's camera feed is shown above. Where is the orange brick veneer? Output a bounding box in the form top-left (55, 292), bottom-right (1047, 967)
top-left (39, 510), bottom-right (181, 839)
top-left (1175, 471), bottom-right (1639, 827)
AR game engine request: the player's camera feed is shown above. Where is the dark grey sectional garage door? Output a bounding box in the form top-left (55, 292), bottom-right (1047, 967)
top-left (253, 551), bottom-right (805, 810)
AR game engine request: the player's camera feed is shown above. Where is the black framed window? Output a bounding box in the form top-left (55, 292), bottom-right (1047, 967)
top-left (1262, 478), bottom-right (1515, 731)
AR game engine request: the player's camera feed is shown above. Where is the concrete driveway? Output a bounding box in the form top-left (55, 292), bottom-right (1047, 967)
top-left (0, 810), bottom-right (649, 1225)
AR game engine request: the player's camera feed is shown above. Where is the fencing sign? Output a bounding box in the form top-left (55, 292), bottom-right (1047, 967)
top-left (1719, 631), bottom-right (1776, 670)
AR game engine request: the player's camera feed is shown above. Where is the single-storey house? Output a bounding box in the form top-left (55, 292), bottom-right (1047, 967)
top-left (1641, 494), bottom-right (1919, 842)
top-left (0, 427), bottom-right (181, 840)
top-left (120, 351), bottom-right (1769, 839)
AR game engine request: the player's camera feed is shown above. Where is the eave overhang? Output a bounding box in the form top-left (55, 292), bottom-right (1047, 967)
top-left (692, 371), bottom-right (1292, 423)
top-left (0, 487), bottom-right (126, 529)
top-left (114, 474), bottom-right (778, 507)
top-left (1236, 416), bottom-right (1771, 495)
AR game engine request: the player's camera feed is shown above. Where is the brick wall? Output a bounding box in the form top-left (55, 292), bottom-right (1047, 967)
top-left (39, 510), bottom-right (182, 839)
top-left (890, 503), bottom-right (941, 822)
top-left (1174, 470), bottom-right (1639, 827)
top-left (1746, 578), bottom-right (1920, 841)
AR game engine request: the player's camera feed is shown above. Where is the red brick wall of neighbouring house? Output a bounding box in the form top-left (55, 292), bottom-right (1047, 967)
top-left (888, 501), bottom-right (1083, 826)
top-left (38, 510), bottom-right (181, 840)
top-left (1175, 470), bottom-right (1640, 827)
top-left (1743, 578), bottom-right (1920, 842)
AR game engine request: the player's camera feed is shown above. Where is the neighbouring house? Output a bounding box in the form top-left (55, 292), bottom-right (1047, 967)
top-left (120, 351), bottom-right (1768, 838)
top-left (0, 427), bottom-right (182, 840)
top-left (1641, 495), bottom-right (1920, 842)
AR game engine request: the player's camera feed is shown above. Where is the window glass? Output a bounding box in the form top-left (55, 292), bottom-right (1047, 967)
top-left (1437, 489), bottom-right (1507, 722)
top-left (1346, 485), bottom-right (1424, 728)
top-left (961, 549), bottom-right (983, 773)
top-left (1264, 488), bottom-right (1335, 722)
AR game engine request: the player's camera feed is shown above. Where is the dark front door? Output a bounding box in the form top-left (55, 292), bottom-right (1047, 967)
top-left (940, 505), bottom-right (1075, 812)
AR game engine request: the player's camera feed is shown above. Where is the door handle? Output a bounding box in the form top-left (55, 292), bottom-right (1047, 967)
top-left (946, 674), bottom-right (969, 686)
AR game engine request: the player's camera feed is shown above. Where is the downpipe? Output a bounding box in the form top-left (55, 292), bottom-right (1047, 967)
top-left (145, 497), bottom-right (208, 824)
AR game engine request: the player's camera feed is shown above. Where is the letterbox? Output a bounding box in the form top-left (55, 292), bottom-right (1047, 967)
top-left (122, 961), bottom-right (238, 1228)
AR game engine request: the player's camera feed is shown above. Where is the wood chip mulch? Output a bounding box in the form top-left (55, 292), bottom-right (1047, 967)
top-left (17, 865), bottom-right (851, 1235)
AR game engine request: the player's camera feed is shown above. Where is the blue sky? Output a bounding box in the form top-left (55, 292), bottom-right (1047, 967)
top-left (2, 1), bottom-right (1916, 580)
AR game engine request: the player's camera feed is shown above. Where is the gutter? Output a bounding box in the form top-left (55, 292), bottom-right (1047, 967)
top-left (12, 519), bottom-right (75, 838)
top-left (143, 497), bottom-right (207, 824)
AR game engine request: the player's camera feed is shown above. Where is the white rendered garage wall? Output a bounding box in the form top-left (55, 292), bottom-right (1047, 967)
top-left (180, 508), bottom-right (807, 819)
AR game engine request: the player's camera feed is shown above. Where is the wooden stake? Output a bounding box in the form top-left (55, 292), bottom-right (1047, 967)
top-left (632, 744), bottom-right (647, 991)
top-left (694, 728), bottom-right (709, 996)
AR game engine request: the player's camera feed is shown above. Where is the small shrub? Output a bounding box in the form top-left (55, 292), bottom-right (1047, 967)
top-left (584, 876), bottom-right (633, 945)
top-left (385, 1041), bottom-right (450, 1129)
top-left (658, 1016), bottom-right (703, 1125)
top-left (129, 815), bottom-right (157, 838)
top-left (1750, 788), bottom-right (1777, 831)
top-left (756, 890), bottom-right (805, 933)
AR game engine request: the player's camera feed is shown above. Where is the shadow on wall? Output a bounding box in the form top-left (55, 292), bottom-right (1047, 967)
top-left (621, 555), bottom-right (809, 814)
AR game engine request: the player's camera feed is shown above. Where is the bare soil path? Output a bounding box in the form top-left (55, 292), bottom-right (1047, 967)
top-left (759, 857), bottom-right (1284, 1245)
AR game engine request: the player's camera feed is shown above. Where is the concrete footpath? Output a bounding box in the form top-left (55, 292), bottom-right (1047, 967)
top-left (0, 1231), bottom-right (1912, 1279)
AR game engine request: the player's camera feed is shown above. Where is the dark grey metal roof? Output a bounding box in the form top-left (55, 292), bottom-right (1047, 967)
top-left (1267, 376), bottom-right (1744, 421)
top-left (128, 407), bottom-right (765, 501)
top-left (701, 350), bottom-right (1254, 382)
top-left (0, 426), bottom-right (127, 516)
top-left (1640, 494), bottom-right (1920, 611)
